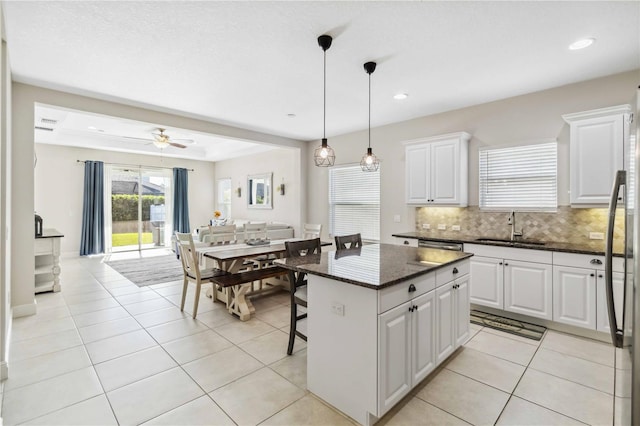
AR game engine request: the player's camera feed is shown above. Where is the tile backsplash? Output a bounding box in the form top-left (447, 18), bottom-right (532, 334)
top-left (415, 206), bottom-right (624, 243)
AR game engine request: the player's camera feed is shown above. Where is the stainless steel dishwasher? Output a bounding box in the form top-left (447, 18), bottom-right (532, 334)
top-left (418, 239), bottom-right (464, 251)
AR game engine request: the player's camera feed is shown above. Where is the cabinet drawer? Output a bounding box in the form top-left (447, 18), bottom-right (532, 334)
top-left (464, 244), bottom-right (552, 264)
top-left (393, 237), bottom-right (419, 247)
top-left (435, 260), bottom-right (470, 287)
top-left (379, 273), bottom-right (435, 313)
top-left (553, 252), bottom-right (624, 272)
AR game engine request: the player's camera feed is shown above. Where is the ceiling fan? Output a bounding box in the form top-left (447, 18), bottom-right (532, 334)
top-left (120, 127), bottom-right (193, 149)
top-left (150, 128), bottom-right (188, 149)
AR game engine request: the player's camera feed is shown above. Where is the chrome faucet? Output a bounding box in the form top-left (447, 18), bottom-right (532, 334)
top-left (508, 210), bottom-right (523, 240)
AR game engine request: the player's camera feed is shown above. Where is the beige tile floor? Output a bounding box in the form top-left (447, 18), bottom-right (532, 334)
top-left (1, 253), bottom-right (619, 425)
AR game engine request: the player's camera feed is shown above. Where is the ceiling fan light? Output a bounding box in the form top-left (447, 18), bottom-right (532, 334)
top-left (153, 139), bottom-right (169, 149)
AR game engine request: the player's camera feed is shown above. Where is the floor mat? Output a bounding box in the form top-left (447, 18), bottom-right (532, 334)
top-left (105, 254), bottom-right (183, 287)
top-left (470, 310), bottom-right (546, 341)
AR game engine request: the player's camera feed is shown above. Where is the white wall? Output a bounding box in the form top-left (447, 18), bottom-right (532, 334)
top-left (11, 82), bottom-right (305, 317)
top-left (214, 147), bottom-right (302, 233)
top-left (307, 70), bottom-right (640, 243)
top-left (34, 143), bottom-right (216, 255)
top-left (0, 5), bottom-right (12, 380)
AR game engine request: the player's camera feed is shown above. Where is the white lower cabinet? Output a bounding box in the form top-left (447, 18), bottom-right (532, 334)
top-left (466, 244), bottom-right (553, 321)
top-left (378, 291), bottom-right (435, 413)
top-left (552, 265), bottom-right (597, 329)
top-left (552, 252), bottom-right (625, 332)
top-left (504, 260), bottom-right (553, 320)
top-left (377, 259), bottom-right (469, 419)
top-left (435, 274), bottom-right (470, 365)
top-left (469, 256), bottom-right (503, 309)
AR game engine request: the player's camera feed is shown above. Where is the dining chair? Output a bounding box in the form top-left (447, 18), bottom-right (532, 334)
top-left (284, 237), bottom-right (322, 355)
top-left (205, 224), bottom-right (237, 244)
top-left (244, 222), bottom-right (268, 241)
top-left (335, 233), bottom-right (363, 250)
top-left (175, 232), bottom-right (225, 318)
top-left (302, 223), bottom-right (322, 239)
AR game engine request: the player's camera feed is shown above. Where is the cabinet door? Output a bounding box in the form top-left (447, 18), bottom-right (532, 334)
top-left (596, 271), bottom-right (625, 333)
top-left (406, 144), bottom-right (430, 204)
top-left (504, 260), bottom-right (552, 320)
top-left (378, 302), bottom-right (412, 413)
top-left (430, 140), bottom-right (459, 204)
top-left (570, 114), bottom-right (624, 204)
top-left (469, 256), bottom-right (503, 309)
top-left (411, 291), bottom-right (436, 384)
top-left (435, 282), bottom-right (455, 365)
top-left (454, 274), bottom-right (470, 347)
top-left (552, 266), bottom-right (596, 329)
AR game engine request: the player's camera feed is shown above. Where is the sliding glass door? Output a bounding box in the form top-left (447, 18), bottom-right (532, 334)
top-left (106, 166), bottom-right (172, 252)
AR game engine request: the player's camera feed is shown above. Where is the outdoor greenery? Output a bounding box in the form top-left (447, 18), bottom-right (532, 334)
top-left (112, 195), bottom-right (165, 221)
top-left (112, 232), bottom-right (153, 247)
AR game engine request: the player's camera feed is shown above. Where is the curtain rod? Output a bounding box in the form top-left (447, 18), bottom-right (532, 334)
top-left (76, 160), bottom-right (194, 172)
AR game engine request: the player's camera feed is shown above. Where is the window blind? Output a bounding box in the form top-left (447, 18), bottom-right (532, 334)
top-left (329, 164), bottom-right (380, 241)
top-left (479, 142), bottom-right (557, 211)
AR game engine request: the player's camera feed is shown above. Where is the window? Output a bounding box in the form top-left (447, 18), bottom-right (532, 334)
top-left (479, 141), bottom-right (557, 211)
top-left (217, 178), bottom-right (232, 219)
top-left (329, 164), bottom-right (380, 241)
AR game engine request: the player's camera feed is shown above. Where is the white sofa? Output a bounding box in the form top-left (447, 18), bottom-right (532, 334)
top-left (197, 220), bottom-right (294, 242)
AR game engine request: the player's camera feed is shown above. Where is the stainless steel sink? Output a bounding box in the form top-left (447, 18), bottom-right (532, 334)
top-left (475, 237), bottom-right (546, 246)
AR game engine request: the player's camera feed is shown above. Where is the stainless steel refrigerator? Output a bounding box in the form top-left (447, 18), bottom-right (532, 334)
top-left (606, 88), bottom-right (639, 425)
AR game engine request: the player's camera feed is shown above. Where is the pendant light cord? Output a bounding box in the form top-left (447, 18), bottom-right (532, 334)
top-left (323, 49), bottom-right (327, 140)
top-left (368, 71), bottom-right (371, 149)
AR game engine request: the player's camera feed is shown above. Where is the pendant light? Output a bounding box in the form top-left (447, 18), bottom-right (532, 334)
top-left (361, 61), bottom-right (380, 172)
top-left (314, 35), bottom-right (336, 167)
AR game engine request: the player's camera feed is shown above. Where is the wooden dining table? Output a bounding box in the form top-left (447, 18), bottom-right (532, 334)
top-left (197, 239), bottom-right (331, 320)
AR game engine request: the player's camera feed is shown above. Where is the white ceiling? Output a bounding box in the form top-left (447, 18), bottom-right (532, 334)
top-left (3, 1), bottom-right (640, 158)
top-left (33, 104), bottom-right (277, 161)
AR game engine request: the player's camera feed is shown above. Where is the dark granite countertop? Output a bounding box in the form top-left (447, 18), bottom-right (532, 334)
top-left (391, 231), bottom-right (625, 256)
top-left (274, 243), bottom-right (473, 290)
top-left (36, 229), bottom-right (64, 239)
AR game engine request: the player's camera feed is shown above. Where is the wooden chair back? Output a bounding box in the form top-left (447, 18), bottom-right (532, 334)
top-left (285, 238), bottom-right (322, 257)
top-left (335, 233), bottom-right (363, 250)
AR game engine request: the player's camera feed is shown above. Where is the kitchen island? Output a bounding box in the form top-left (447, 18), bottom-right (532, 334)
top-left (276, 243), bottom-right (473, 425)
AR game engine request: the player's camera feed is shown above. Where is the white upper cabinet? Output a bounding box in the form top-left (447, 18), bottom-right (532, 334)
top-left (563, 105), bottom-right (631, 205)
top-left (404, 132), bottom-right (470, 206)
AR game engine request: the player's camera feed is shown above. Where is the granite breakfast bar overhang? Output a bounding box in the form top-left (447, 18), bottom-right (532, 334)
top-left (276, 244), bottom-right (473, 425)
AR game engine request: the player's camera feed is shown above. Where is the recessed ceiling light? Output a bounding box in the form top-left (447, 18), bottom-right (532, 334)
top-left (569, 38), bottom-right (595, 50)
top-left (287, 113), bottom-right (296, 118)
top-left (393, 93), bottom-right (408, 100)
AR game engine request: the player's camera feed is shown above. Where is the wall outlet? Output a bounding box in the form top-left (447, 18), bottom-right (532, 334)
top-left (451, 225), bottom-right (461, 231)
top-left (437, 224), bottom-right (446, 230)
top-left (393, 214), bottom-right (401, 223)
top-left (331, 302), bottom-right (345, 316)
top-left (422, 223), bottom-right (430, 229)
top-left (590, 232), bottom-right (605, 240)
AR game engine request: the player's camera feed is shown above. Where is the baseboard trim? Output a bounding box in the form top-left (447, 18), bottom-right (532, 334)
top-left (12, 301), bottom-right (36, 318)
